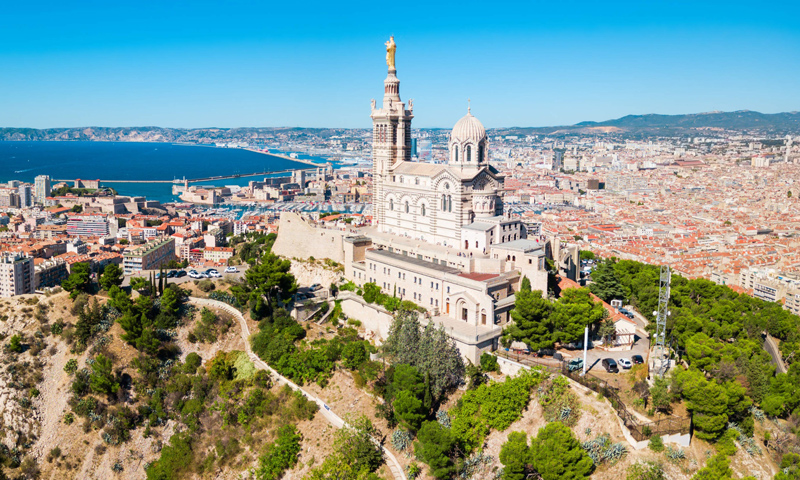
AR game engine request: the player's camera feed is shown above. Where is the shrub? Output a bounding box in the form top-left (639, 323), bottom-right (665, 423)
top-left (254, 425), bottom-right (301, 480)
top-left (626, 461), bottom-right (665, 480)
top-left (7, 334), bottom-right (22, 353)
top-left (530, 422), bottom-right (593, 480)
top-left (197, 280), bottom-right (216, 293)
top-left (64, 358), bottom-right (79, 375)
top-left (648, 434), bottom-right (664, 452)
top-left (480, 353), bottom-right (500, 372)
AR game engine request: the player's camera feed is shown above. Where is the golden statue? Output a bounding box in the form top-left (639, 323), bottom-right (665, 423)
top-left (385, 36), bottom-right (396, 70)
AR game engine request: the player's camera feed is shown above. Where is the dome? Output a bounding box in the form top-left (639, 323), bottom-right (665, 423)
top-left (450, 110), bottom-right (486, 144)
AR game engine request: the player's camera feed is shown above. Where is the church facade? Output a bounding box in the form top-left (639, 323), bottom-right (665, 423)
top-left (370, 50), bottom-right (517, 250)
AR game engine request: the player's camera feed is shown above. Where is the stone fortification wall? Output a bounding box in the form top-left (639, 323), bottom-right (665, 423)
top-left (272, 212), bottom-right (346, 263)
top-left (338, 291), bottom-right (395, 342)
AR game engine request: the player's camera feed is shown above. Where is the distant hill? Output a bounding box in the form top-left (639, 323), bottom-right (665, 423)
top-left (502, 110), bottom-right (800, 137)
top-left (2, 110), bottom-right (799, 141)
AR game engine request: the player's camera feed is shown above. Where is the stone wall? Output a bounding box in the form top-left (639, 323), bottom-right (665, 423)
top-left (272, 212), bottom-right (346, 263)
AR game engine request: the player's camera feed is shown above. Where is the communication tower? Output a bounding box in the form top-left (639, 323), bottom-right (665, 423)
top-left (653, 265), bottom-right (671, 376)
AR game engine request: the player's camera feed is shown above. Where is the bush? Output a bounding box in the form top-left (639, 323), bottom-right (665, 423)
top-left (530, 422), bottom-right (593, 480)
top-left (7, 334), bottom-right (22, 353)
top-left (64, 358), bottom-right (79, 375)
top-left (648, 434), bottom-right (664, 452)
top-left (626, 461), bottom-right (665, 480)
top-left (480, 353), bottom-right (500, 372)
top-left (197, 280), bottom-right (216, 293)
top-left (254, 424), bottom-right (301, 480)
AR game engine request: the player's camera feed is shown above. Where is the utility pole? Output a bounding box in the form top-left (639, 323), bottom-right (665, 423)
top-left (581, 325), bottom-right (589, 376)
top-left (653, 265), bottom-right (671, 377)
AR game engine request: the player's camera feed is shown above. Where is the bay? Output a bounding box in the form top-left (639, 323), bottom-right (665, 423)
top-left (0, 141), bottom-right (321, 203)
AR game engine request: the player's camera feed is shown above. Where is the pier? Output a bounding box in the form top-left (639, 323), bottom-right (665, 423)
top-left (53, 167), bottom-right (323, 185)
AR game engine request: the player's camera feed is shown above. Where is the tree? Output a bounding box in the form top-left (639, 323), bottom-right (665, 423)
top-left (62, 262), bottom-right (92, 299)
top-left (414, 420), bottom-right (456, 479)
top-left (341, 341), bottom-right (368, 370)
top-left (520, 276), bottom-right (531, 292)
top-left (130, 276), bottom-right (149, 291)
top-left (775, 453), bottom-right (800, 480)
top-left (383, 311), bottom-right (465, 401)
top-left (7, 334), bottom-right (22, 353)
top-left (550, 288), bottom-right (607, 345)
top-left (99, 263), bottom-right (123, 290)
top-left (503, 289), bottom-right (553, 351)
top-left (90, 354), bottom-right (119, 395)
top-left (597, 317), bottom-right (617, 345)
top-left (529, 422), bottom-right (593, 480)
top-left (499, 431), bottom-right (531, 480)
top-left (245, 252), bottom-right (297, 305)
top-left (588, 258), bottom-right (627, 302)
top-left (160, 287), bottom-right (180, 318)
top-left (580, 250), bottom-right (595, 261)
top-left (394, 390), bottom-right (426, 431)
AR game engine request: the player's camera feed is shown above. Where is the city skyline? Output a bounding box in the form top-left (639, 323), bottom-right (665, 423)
top-left (2, 0), bottom-right (799, 129)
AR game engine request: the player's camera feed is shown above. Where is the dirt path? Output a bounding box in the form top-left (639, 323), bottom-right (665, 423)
top-left (188, 297), bottom-right (407, 480)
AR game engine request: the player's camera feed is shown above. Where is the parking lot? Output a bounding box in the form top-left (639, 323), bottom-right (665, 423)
top-left (121, 265), bottom-right (249, 287)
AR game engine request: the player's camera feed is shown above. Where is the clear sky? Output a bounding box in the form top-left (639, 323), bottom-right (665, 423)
top-left (2, 0), bottom-right (798, 129)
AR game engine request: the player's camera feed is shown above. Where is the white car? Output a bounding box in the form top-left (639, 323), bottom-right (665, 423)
top-left (618, 358), bottom-right (633, 369)
top-left (224, 266), bottom-right (238, 273)
top-left (209, 271), bottom-right (222, 278)
top-left (188, 270), bottom-right (200, 279)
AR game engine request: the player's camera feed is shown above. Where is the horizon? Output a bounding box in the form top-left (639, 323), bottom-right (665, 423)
top-left (2, 0), bottom-right (799, 129)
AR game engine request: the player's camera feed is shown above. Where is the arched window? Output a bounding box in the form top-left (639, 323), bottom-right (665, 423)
top-left (389, 198), bottom-right (394, 211)
top-left (441, 195), bottom-right (447, 210)
top-left (421, 204), bottom-right (426, 216)
top-left (454, 146), bottom-right (459, 162)
top-left (415, 177), bottom-right (419, 185)
top-left (447, 195), bottom-right (453, 212)
top-left (479, 144), bottom-right (484, 162)
top-left (405, 201), bottom-right (409, 213)
top-left (466, 145), bottom-right (472, 162)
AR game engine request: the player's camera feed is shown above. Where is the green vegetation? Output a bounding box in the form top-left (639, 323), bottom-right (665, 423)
top-left (502, 281), bottom-right (606, 351)
top-left (98, 263), bottom-right (123, 291)
top-left (254, 424), bottom-right (301, 480)
top-left (690, 453), bottom-right (756, 480)
top-left (306, 415), bottom-right (384, 480)
top-left (499, 422), bottom-right (593, 480)
top-left (626, 461), bottom-right (665, 480)
top-left (188, 307), bottom-right (233, 343)
top-left (61, 262), bottom-right (92, 299)
top-left (450, 369), bottom-right (547, 453)
top-left (382, 310), bottom-right (466, 401)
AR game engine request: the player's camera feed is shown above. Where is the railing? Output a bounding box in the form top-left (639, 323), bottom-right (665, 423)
top-left (495, 350), bottom-right (691, 442)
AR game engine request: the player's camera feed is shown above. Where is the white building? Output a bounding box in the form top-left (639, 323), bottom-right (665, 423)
top-left (34, 175), bottom-right (51, 204)
top-left (0, 253), bottom-right (34, 297)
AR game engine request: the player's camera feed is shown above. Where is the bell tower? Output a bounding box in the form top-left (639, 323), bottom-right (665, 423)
top-left (371, 36), bottom-right (413, 231)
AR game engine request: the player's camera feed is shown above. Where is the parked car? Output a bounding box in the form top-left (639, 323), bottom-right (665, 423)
top-left (155, 272), bottom-right (163, 279)
top-left (601, 358), bottom-right (619, 373)
top-left (537, 348), bottom-right (556, 357)
top-left (553, 352), bottom-right (564, 362)
top-left (567, 358), bottom-right (584, 372)
top-left (188, 270), bottom-right (200, 279)
top-left (224, 266), bottom-right (238, 273)
top-left (176, 270), bottom-right (187, 278)
top-left (167, 270), bottom-right (177, 278)
top-left (310, 283), bottom-right (323, 291)
top-left (631, 354), bottom-right (644, 365)
top-left (618, 358), bottom-right (633, 369)
top-left (209, 271), bottom-right (222, 278)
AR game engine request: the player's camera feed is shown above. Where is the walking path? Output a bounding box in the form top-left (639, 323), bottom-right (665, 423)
top-left (190, 297), bottom-right (406, 480)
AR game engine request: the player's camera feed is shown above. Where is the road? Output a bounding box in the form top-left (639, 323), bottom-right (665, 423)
top-left (763, 333), bottom-right (788, 374)
top-left (189, 297), bottom-right (407, 480)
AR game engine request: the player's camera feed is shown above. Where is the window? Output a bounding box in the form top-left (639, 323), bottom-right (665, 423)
top-left (475, 241), bottom-right (478, 248)
top-left (462, 308), bottom-right (468, 321)
top-left (466, 145), bottom-right (472, 162)
top-left (405, 201), bottom-right (409, 213)
top-left (479, 144), bottom-right (484, 162)
top-left (447, 286), bottom-right (450, 293)
top-left (398, 272), bottom-right (401, 279)
top-left (430, 298), bottom-right (434, 305)
top-left (430, 281), bottom-right (434, 288)
top-left (389, 199), bottom-right (394, 211)
top-left (454, 146), bottom-right (459, 162)
top-left (436, 283), bottom-right (439, 290)
top-left (415, 177), bottom-right (419, 185)
top-left (435, 300), bottom-right (439, 306)
top-left (421, 204), bottom-right (426, 216)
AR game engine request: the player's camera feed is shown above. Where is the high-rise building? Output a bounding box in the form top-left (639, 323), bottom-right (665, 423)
top-left (123, 237), bottom-right (176, 275)
top-left (34, 175), bottom-right (51, 204)
top-left (0, 253), bottom-right (34, 297)
top-left (18, 185), bottom-right (32, 208)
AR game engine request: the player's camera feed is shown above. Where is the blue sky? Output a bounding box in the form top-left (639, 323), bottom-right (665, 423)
top-left (1, 0), bottom-right (798, 129)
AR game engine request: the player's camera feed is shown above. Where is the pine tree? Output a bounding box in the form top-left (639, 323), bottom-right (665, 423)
top-left (588, 258), bottom-right (627, 303)
top-left (503, 289), bottom-right (553, 351)
top-left (530, 422), bottom-right (593, 480)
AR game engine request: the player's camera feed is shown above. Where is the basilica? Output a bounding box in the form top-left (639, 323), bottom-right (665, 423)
top-left (370, 39), bottom-right (521, 252)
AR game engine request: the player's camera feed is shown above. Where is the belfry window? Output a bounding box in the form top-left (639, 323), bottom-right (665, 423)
top-left (421, 204), bottom-right (426, 216)
top-left (479, 144), bottom-right (484, 162)
top-left (405, 201), bottom-right (409, 213)
top-left (389, 199), bottom-right (394, 211)
top-left (466, 145), bottom-right (472, 162)
top-left (454, 146), bottom-right (459, 162)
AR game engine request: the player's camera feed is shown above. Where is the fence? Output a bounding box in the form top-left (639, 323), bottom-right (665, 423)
top-left (495, 350), bottom-right (691, 442)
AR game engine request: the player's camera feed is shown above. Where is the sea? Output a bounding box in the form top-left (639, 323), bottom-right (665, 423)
top-left (0, 141), bottom-right (327, 204)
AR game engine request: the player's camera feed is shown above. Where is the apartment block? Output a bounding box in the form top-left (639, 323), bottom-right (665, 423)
top-left (123, 237), bottom-right (176, 275)
top-left (0, 253), bottom-right (34, 297)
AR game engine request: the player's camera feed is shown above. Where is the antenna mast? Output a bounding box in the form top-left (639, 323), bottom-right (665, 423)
top-left (653, 265), bottom-right (671, 377)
